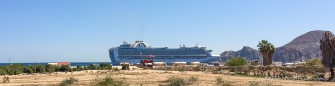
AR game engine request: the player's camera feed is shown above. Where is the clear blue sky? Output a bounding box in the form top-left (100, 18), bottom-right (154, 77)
top-left (1, 0), bottom-right (335, 63)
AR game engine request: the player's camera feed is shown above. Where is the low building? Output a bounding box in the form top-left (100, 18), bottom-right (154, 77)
top-left (272, 62), bottom-right (282, 66)
top-left (251, 60), bottom-right (259, 66)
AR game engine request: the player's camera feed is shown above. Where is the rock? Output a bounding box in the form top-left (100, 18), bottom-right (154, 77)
top-left (220, 30), bottom-right (325, 63)
top-left (220, 46), bottom-right (262, 62)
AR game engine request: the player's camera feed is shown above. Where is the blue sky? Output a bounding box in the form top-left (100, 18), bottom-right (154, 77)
top-left (1, 0), bottom-right (335, 63)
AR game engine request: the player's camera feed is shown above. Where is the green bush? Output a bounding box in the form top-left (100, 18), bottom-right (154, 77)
top-left (0, 66), bottom-right (7, 75)
top-left (216, 77), bottom-right (231, 86)
top-left (248, 81), bottom-right (260, 86)
top-left (99, 63), bottom-right (112, 70)
top-left (59, 65), bottom-right (71, 72)
top-left (45, 64), bottom-right (56, 73)
top-left (35, 64), bottom-right (46, 73)
top-left (3, 76), bottom-right (9, 83)
top-left (216, 77), bottom-right (223, 84)
top-left (88, 64), bottom-right (97, 70)
top-left (23, 66), bottom-right (33, 74)
top-left (226, 57), bottom-right (248, 66)
top-left (59, 77), bottom-right (78, 86)
top-left (188, 76), bottom-right (198, 84)
top-left (96, 75), bottom-right (128, 86)
top-left (6, 64), bottom-right (24, 75)
top-left (113, 67), bottom-right (120, 72)
top-left (166, 76), bottom-right (185, 86)
top-left (76, 65), bottom-right (82, 71)
top-left (121, 64), bottom-right (130, 70)
top-left (305, 58), bottom-right (322, 67)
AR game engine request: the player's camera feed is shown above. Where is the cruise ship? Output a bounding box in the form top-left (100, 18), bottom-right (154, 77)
top-left (108, 41), bottom-right (217, 65)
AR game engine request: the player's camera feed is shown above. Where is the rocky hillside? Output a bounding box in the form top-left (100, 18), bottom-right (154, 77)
top-left (220, 46), bottom-right (262, 62)
top-left (220, 30), bottom-right (325, 63)
top-left (273, 30), bottom-right (324, 62)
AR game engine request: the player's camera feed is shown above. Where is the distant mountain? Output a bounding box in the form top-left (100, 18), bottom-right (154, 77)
top-left (220, 46), bottom-right (262, 62)
top-left (220, 30), bottom-right (325, 63)
top-left (273, 30), bottom-right (324, 62)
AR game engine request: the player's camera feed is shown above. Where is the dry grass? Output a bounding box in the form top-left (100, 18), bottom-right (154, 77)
top-left (0, 66), bottom-right (334, 86)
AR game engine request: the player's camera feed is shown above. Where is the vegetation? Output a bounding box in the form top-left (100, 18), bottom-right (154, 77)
top-left (216, 77), bottom-right (231, 86)
top-left (257, 40), bottom-right (276, 66)
top-left (121, 64), bottom-right (130, 70)
top-left (96, 75), bottom-right (128, 86)
top-left (166, 76), bottom-right (186, 86)
top-left (164, 75), bottom-right (199, 86)
top-left (0, 63), bottom-right (113, 75)
top-left (248, 81), bottom-right (261, 86)
top-left (226, 57), bottom-right (248, 66)
top-left (319, 31), bottom-right (335, 81)
top-left (305, 58), bottom-right (322, 67)
top-left (187, 76), bottom-right (198, 84)
top-left (59, 77), bottom-right (78, 86)
top-left (3, 76), bottom-right (9, 83)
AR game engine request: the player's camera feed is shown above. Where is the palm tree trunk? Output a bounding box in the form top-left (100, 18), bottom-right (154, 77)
top-left (329, 67), bottom-right (335, 81)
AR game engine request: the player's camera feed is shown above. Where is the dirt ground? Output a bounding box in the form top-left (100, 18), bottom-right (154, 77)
top-left (1, 66), bottom-right (335, 86)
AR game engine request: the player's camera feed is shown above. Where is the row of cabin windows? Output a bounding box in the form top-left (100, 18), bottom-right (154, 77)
top-left (117, 51), bottom-right (206, 55)
top-left (118, 56), bottom-right (206, 59)
top-left (119, 49), bottom-right (204, 52)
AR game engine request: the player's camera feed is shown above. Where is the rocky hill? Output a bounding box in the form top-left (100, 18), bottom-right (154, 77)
top-left (220, 30), bottom-right (325, 63)
top-left (220, 46), bottom-right (262, 62)
top-left (273, 30), bottom-right (324, 62)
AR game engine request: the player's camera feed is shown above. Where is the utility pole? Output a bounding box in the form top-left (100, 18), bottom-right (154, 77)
top-left (9, 58), bottom-right (10, 64)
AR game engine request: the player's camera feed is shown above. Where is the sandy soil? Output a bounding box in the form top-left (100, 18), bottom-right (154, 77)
top-left (1, 66), bottom-right (335, 86)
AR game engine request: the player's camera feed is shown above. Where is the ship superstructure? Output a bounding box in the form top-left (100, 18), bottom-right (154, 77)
top-left (108, 41), bottom-right (216, 65)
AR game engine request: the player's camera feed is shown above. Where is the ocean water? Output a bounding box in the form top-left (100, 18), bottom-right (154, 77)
top-left (0, 62), bottom-right (114, 66)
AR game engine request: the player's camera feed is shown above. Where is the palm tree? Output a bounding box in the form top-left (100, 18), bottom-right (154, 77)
top-left (257, 40), bottom-right (276, 66)
top-left (320, 31), bottom-right (335, 81)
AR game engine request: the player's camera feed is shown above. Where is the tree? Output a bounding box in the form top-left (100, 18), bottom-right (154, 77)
top-left (59, 65), bottom-right (71, 72)
top-left (23, 66), bottom-right (33, 74)
top-left (320, 31), bottom-right (335, 81)
top-left (45, 64), bottom-right (56, 73)
top-left (257, 40), bottom-right (276, 66)
top-left (87, 64), bottom-right (97, 70)
top-left (121, 64), bottom-right (130, 70)
top-left (226, 57), bottom-right (248, 66)
top-left (76, 65), bottom-right (82, 71)
top-left (305, 58), bottom-right (322, 67)
top-left (35, 64), bottom-right (46, 73)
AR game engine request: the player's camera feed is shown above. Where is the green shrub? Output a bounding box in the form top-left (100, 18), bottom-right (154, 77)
top-left (178, 67), bottom-right (187, 73)
top-left (166, 76), bottom-right (185, 86)
top-left (305, 58), bottom-right (322, 67)
top-left (3, 76), bottom-right (9, 83)
top-left (99, 63), bottom-right (112, 70)
top-left (59, 65), bottom-right (71, 72)
top-left (216, 77), bottom-right (223, 84)
top-left (96, 75), bottom-right (128, 86)
top-left (113, 67), bottom-right (120, 72)
top-left (226, 57), bottom-right (248, 66)
top-left (216, 77), bottom-right (231, 86)
top-left (35, 64), bottom-right (46, 73)
top-left (6, 64), bottom-right (24, 75)
top-left (188, 76), bottom-right (198, 84)
top-left (248, 81), bottom-right (260, 86)
top-left (76, 65), bottom-right (82, 71)
top-left (45, 64), bottom-right (56, 73)
top-left (59, 77), bottom-right (78, 86)
top-left (121, 64), bottom-right (130, 70)
top-left (23, 66), bottom-right (33, 74)
top-left (88, 64), bottom-right (97, 70)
